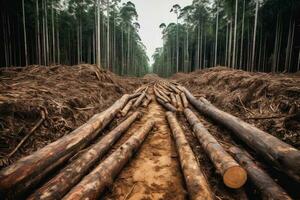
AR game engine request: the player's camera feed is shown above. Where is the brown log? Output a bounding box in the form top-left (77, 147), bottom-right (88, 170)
top-left (62, 120), bottom-right (155, 200)
top-left (28, 111), bottom-right (142, 200)
top-left (133, 88), bottom-right (148, 109)
top-left (180, 86), bottom-right (300, 182)
top-left (229, 147), bottom-right (292, 200)
top-left (170, 93), bottom-right (178, 108)
top-left (120, 99), bottom-right (134, 117)
top-left (169, 83), bottom-right (181, 94)
top-left (155, 86), bottom-right (171, 102)
top-left (154, 88), bottom-right (169, 103)
top-left (166, 112), bottom-right (213, 200)
top-left (156, 98), bottom-right (177, 112)
top-left (142, 96), bottom-right (152, 108)
top-left (176, 94), bottom-right (183, 110)
top-left (0, 94), bottom-right (136, 196)
top-left (180, 92), bottom-right (188, 108)
top-left (184, 108), bottom-right (247, 189)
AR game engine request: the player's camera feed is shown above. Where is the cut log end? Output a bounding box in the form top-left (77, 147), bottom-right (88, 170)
top-left (223, 166), bottom-right (247, 189)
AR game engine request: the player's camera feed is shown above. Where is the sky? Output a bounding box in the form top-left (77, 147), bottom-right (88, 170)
top-left (121, 0), bottom-right (193, 65)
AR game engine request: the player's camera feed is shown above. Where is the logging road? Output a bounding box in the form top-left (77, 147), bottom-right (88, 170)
top-left (0, 79), bottom-right (299, 200)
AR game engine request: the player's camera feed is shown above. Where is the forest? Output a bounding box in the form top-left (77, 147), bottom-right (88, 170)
top-left (153, 0), bottom-right (300, 76)
top-left (0, 0), bottom-right (149, 76)
top-left (0, 0), bottom-right (300, 200)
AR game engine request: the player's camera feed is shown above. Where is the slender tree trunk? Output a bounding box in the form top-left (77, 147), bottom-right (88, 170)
top-left (51, 1), bottom-right (55, 64)
top-left (176, 14), bottom-right (179, 72)
top-left (239, 0), bottom-right (245, 69)
top-left (22, 0), bottom-right (28, 66)
top-left (232, 0), bottom-right (238, 68)
top-left (214, 3), bottom-right (219, 67)
top-left (36, 0), bottom-right (41, 65)
top-left (57, 15), bottom-right (60, 64)
top-left (288, 20), bottom-right (295, 72)
top-left (106, 0), bottom-right (110, 70)
top-left (251, 0), bottom-right (259, 71)
top-left (197, 25), bottom-right (200, 69)
top-left (228, 20), bottom-right (232, 67)
top-left (276, 21), bottom-right (282, 72)
top-left (225, 22), bottom-right (228, 66)
top-left (272, 14), bottom-right (279, 72)
top-left (96, 0), bottom-right (101, 68)
top-left (297, 50), bottom-right (300, 71)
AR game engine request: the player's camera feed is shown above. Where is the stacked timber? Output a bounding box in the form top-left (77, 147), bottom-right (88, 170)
top-left (180, 86), bottom-right (300, 183)
top-left (0, 93), bottom-right (138, 197)
top-left (28, 111), bottom-right (142, 200)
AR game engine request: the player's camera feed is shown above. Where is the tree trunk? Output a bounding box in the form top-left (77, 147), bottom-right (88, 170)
top-left (36, 0), bottom-right (41, 65)
top-left (106, 0), bottom-right (110, 70)
top-left (214, 3), bottom-right (219, 67)
top-left (0, 94), bottom-right (138, 196)
top-left (156, 97), bottom-right (177, 112)
top-left (181, 86), bottom-right (300, 183)
top-left (63, 120), bottom-right (154, 200)
top-left (184, 108), bottom-right (247, 189)
top-left (28, 112), bottom-right (142, 200)
top-left (239, 0), bottom-right (245, 68)
top-left (232, 0), bottom-right (238, 68)
top-left (166, 112), bottom-right (213, 200)
top-left (251, 0), bottom-right (259, 71)
top-left (22, 0), bottom-right (28, 66)
top-left (180, 92), bottom-right (188, 108)
top-left (229, 147), bottom-right (292, 200)
top-left (51, 1), bottom-right (55, 64)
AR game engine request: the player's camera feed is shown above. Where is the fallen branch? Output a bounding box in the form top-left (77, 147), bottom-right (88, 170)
top-left (166, 112), bottom-right (213, 200)
top-left (184, 108), bottom-right (247, 189)
top-left (7, 108), bottom-right (47, 158)
top-left (63, 120), bottom-right (155, 200)
top-left (28, 112), bottom-right (142, 200)
top-left (180, 86), bottom-right (300, 183)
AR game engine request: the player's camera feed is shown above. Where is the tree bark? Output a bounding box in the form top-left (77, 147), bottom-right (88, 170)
top-left (184, 108), bottom-right (247, 189)
top-left (251, 0), bottom-right (259, 71)
top-left (156, 98), bottom-right (177, 112)
top-left (166, 112), bottom-right (213, 200)
top-left (22, 0), bottom-right (28, 66)
top-left (63, 120), bottom-right (154, 200)
top-left (175, 94), bottom-right (183, 110)
top-left (170, 93), bottom-right (177, 108)
top-left (181, 86), bottom-right (300, 182)
top-left (180, 92), bottom-right (188, 108)
top-left (0, 94), bottom-right (137, 196)
top-left (232, 0), bottom-right (238, 68)
top-left (28, 111), bottom-right (142, 200)
top-left (229, 147), bottom-right (292, 200)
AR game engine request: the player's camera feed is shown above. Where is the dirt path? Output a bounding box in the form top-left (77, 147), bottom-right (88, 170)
top-left (104, 89), bottom-right (186, 200)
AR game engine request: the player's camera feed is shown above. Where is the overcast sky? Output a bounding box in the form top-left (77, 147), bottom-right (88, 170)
top-left (121, 0), bottom-right (193, 65)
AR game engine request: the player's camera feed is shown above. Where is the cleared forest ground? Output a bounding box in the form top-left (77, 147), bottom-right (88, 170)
top-left (0, 65), bottom-right (299, 200)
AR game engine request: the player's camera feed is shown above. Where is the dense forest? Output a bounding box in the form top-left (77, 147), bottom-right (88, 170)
top-left (0, 0), bottom-right (149, 76)
top-left (152, 0), bottom-right (300, 77)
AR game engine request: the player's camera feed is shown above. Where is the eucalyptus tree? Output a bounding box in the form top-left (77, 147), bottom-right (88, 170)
top-left (170, 4), bottom-right (181, 72)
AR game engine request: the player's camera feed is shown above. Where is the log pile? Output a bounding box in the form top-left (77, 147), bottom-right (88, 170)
top-left (180, 86), bottom-right (300, 183)
top-left (166, 112), bottom-right (213, 200)
top-left (28, 111), bottom-right (142, 200)
top-left (0, 93), bottom-right (138, 197)
top-left (63, 120), bottom-right (154, 200)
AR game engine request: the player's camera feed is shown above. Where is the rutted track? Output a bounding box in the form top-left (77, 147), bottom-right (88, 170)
top-left (0, 80), bottom-right (299, 200)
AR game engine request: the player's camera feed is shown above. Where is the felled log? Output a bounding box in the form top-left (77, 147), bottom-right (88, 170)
top-left (142, 96), bottom-right (152, 108)
top-left (120, 99), bottom-right (134, 116)
top-left (132, 88), bottom-right (148, 109)
top-left (180, 92), bottom-right (188, 108)
top-left (229, 147), bottom-right (292, 200)
top-left (184, 108), bottom-right (247, 189)
top-left (28, 111), bottom-right (142, 200)
top-left (63, 120), bottom-right (155, 200)
top-left (176, 94), bottom-right (183, 110)
top-left (156, 98), bottom-right (177, 112)
top-left (155, 86), bottom-right (171, 102)
top-left (166, 112), bottom-right (213, 200)
top-left (170, 93), bottom-right (178, 108)
top-left (169, 83), bottom-right (181, 94)
top-left (0, 93), bottom-right (136, 196)
top-left (180, 86), bottom-right (300, 182)
top-left (154, 88), bottom-right (169, 103)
